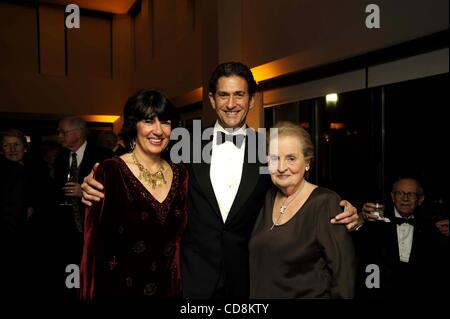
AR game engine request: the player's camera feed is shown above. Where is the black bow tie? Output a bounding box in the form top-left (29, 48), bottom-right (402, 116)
top-left (216, 131), bottom-right (245, 148)
top-left (394, 217), bottom-right (415, 226)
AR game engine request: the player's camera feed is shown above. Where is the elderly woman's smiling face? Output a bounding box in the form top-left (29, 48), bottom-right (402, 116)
top-left (2, 135), bottom-right (26, 163)
top-left (268, 135), bottom-right (310, 193)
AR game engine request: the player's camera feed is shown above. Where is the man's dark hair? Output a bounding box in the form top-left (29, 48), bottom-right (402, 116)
top-left (208, 62), bottom-right (257, 96)
top-left (119, 89), bottom-right (178, 148)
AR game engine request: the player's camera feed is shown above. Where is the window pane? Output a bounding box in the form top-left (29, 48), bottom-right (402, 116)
top-left (384, 73), bottom-right (449, 205)
top-left (317, 89), bottom-right (381, 203)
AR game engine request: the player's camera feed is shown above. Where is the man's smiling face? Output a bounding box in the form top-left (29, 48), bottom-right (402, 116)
top-left (209, 75), bottom-right (254, 129)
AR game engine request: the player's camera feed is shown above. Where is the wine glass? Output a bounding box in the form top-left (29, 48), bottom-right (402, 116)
top-left (59, 172), bottom-right (74, 206)
top-left (372, 202), bottom-right (385, 219)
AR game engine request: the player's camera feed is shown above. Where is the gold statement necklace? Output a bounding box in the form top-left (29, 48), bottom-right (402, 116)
top-left (132, 152), bottom-right (166, 189)
top-left (270, 180), bottom-right (306, 230)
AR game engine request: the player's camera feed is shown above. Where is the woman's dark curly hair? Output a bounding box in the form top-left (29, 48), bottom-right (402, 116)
top-left (119, 89), bottom-right (179, 148)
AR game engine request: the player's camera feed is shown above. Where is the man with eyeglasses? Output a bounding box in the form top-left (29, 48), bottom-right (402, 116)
top-left (357, 178), bottom-right (443, 298)
top-left (52, 116), bottom-right (112, 298)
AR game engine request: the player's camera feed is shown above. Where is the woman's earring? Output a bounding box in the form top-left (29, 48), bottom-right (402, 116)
top-left (130, 140), bottom-right (136, 151)
top-left (305, 165), bottom-right (310, 171)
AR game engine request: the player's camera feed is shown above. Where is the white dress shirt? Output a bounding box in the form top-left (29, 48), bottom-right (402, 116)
top-left (210, 121), bottom-right (246, 223)
top-left (395, 208), bottom-right (414, 263)
top-left (69, 140), bottom-right (87, 168)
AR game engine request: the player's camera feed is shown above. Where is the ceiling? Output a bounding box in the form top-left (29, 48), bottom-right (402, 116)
top-left (41, 0), bottom-right (138, 14)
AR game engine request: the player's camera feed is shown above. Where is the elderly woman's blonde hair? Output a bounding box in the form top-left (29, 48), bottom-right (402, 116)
top-left (270, 121), bottom-right (315, 162)
top-left (1, 128), bottom-right (28, 147)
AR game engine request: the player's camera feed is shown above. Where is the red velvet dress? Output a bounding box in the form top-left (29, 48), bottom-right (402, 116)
top-left (80, 157), bottom-right (188, 299)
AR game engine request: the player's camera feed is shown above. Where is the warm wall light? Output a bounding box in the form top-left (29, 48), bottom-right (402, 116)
top-left (83, 115), bottom-right (120, 123)
top-left (326, 93), bottom-right (338, 104)
top-left (330, 122), bottom-right (346, 130)
top-left (300, 122), bottom-right (310, 129)
top-left (251, 64), bottom-right (283, 83)
top-left (42, 0), bottom-right (137, 14)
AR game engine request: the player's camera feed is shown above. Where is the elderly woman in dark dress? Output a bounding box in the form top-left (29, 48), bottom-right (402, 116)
top-left (80, 90), bottom-right (188, 299)
top-left (249, 121), bottom-right (355, 298)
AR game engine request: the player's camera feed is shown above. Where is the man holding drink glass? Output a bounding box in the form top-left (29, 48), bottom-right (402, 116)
top-left (357, 177), bottom-right (444, 298)
top-left (53, 116), bottom-right (112, 297)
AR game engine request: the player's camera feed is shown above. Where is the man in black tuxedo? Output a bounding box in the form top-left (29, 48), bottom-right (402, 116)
top-left (179, 62), bottom-right (272, 298)
top-left (359, 178), bottom-right (442, 298)
top-left (80, 62), bottom-right (361, 299)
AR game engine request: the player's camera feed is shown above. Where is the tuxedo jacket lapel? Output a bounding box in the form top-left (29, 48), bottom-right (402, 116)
top-left (192, 163), bottom-right (222, 220)
top-left (389, 222), bottom-right (401, 261)
top-left (408, 220), bottom-right (423, 266)
top-left (225, 139), bottom-right (261, 225)
top-left (79, 142), bottom-right (96, 179)
top-left (190, 133), bottom-right (222, 221)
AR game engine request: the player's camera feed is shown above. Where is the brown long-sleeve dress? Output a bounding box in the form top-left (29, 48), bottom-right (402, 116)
top-left (80, 157), bottom-right (188, 299)
top-left (249, 187), bottom-right (355, 298)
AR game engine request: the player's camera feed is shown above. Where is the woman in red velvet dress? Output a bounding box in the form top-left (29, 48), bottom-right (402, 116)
top-left (80, 90), bottom-right (188, 299)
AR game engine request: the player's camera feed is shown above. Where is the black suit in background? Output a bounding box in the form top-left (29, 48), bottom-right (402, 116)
top-left (53, 142), bottom-right (112, 257)
top-left (355, 208), bottom-right (442, 299)
top-left (0, 157), bottom-right (27, 238)
top-left (0, 156), bottom-right (27, 297)
top-left (48, 142), bottom-right (112, 297)
top-left (112, 144), bottom-right (128, 157)
top-left (181, 130), bottom-right (271, 298)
